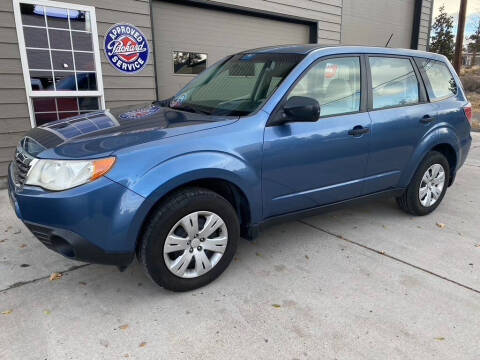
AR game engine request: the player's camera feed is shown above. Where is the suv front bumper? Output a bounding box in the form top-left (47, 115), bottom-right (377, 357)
top-left (7, 163), bottom-right (145, 266)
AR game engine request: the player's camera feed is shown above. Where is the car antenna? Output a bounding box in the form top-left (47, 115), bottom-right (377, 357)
top-left (385, 33), bottom-right (394, 47)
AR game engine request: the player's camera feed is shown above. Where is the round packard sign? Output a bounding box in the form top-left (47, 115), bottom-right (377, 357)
top-left (104, 23), bottom-right (149, 74)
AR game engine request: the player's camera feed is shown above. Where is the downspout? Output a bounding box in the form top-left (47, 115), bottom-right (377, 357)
top-left (149, 0), bottom-right (159, 101)
top-left (410, 0), bottom-right (423, 50)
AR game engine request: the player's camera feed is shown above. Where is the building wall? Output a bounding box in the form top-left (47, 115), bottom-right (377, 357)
top-left (194, 0), bottom-right (343, 45)
top-left (341, 0), bottom-right (415, 48)
top-left (417, 0), bottom-right (433, 50)
top-left (0, 0), bottom-right (156, 178)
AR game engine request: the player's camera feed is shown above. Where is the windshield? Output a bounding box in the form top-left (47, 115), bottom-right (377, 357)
top-left (168, 53), bottom-right (305, 116)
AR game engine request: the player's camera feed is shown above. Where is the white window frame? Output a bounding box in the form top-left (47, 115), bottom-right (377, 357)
top-left (12, 0), bottom-right (105, 127)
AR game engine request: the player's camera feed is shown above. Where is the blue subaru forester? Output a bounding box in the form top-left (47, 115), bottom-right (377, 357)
top-left (8, 46), bottom-right (472, 291)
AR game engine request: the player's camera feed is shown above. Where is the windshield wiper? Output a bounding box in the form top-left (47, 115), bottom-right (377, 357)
top-left (171, 104), bottom-right (211, 115)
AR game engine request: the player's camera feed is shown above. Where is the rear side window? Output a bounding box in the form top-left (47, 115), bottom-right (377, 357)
top-left (416, 59), bottom-right (457, 101)
top-left (369, 57), bottom-right (419, 110)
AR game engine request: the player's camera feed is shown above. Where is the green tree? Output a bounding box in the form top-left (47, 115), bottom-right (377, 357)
top-left (429, 5), bottom-right (455, 61)
top-left (467, 19), bottom-right (480, 66)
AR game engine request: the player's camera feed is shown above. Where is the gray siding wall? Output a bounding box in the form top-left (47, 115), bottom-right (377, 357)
top-left (417, 0), bottom-right (433, 50)
top-left (0, 0), bottom-right (156, 178)
top-left (0, 1), bottom-right (29, 178)
top-left (205, 0), bottom-right (342, 44)
top-left (341, 0), bottom-right (415, 48)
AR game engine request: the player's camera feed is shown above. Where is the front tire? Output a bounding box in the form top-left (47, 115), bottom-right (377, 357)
top-left (396, 151), bottom-right (450, 216)
top-left (139, 187), bottom-right (239, 291)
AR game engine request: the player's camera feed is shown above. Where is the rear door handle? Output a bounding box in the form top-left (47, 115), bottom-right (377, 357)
top-left (348, 126), bottom-right (369, 137)
top-left (420, 115), bottom-right (434, 124)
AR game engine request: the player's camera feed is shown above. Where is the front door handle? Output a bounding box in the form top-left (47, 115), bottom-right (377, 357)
top-left (348, 126), bottom-right (369, 137)
top-left (420, 115), bottom-right (434, 124)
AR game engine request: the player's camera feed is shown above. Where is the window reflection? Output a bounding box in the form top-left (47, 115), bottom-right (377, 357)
top-left (32, 97), bottom-right (100, 125)
top-left (45, 7), bottom-right (68, 29)
top-left (30, 70), bottom-right (54, 90)
top-left (369, 57), bottom-right (419, 109)
top-left (20, 4), bottom-right (45, 26)
top-left (418, 59), bottom-right (457, 100)
top-left (173, 51), bottom-right (207, 74)
top-left (69, 10), bottom-right (90, 31)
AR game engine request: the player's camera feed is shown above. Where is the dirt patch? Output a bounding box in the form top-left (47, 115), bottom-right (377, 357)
top-left (466, 92), bottom-right (480, 131)
top-left (461, 67), bottom-right (480, 131)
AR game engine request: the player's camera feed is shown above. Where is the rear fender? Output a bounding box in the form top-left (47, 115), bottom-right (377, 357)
top-left (399, 126), bottom-right (459, 187)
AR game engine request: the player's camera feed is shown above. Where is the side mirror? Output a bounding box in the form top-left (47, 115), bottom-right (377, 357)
top-left (279, 96), bottom-right (320, 124)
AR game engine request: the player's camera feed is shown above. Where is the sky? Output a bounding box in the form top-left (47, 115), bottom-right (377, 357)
top-left (432, 0), bottom-right (480, 37)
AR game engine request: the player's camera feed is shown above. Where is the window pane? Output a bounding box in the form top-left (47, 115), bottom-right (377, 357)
top-left (49, 29), bottom-right (71, 50)
top-left (51, 50), bottom-right (73, 70)
top-left (59, 111), bottom-right (79, 119)
top-left (57, 97), bottom-right (78, 111)
top-left (27, 49), bottom-right (51, 69)
top-left (370, 57), bottom-right (419, 109)
top-left (173, 52), bottom-right (207, 74)
top-left (78, 97), bottom-right (99, 110)
top-left (33, 97), bottom-right (56, 112)
top-left (45, 7), bottom-right (69, 29)
top-left (30, 70), bottom-right (53, 91)
top-left (289, 57), bottom-right (361, 117)
top-left (23, 27), bottom-right (48, 48)
top-left (69, 10), bottom-right (90, 31)
top-left (32, 97), bottom-right (100, 126)
top-left (35, 112), bottom-right (58, 126)
top-left (54, 72), bottom-right (77, 90)
top-left (77, 73), bottom-right (97, 91)
top-left (72, 31), bottom-right (92, 51)
top-left (418, 59), bottom-right (457, 100)
top-left (21, 4), bottom-right (45, 27)
top-left (74, 52), bottom-right (95, 71)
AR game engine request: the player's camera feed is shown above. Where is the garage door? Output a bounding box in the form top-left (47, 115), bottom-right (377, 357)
top-left (152, 1), bottom-right (311, 99)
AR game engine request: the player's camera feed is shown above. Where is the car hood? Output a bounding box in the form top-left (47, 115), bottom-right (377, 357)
top-left (21, 103), bottom-right (238, 159)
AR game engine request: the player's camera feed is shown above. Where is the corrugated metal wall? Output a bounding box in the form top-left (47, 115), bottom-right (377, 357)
top-left (0, 0), bottom-right (156, 178)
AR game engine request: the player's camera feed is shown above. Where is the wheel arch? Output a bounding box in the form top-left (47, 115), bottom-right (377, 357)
top-left (400, 128), bottom-right (460, 188)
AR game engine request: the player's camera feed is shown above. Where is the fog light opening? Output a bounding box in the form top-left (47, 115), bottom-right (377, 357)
top-left (50, 235), bottom-right (75, 258)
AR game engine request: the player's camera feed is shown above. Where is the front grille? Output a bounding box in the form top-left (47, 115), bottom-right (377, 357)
top-left (13, 144), bottom-right (34, 187)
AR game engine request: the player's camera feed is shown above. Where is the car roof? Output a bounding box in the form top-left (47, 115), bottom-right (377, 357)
top-left (243, 44), bottom-right (444, 61)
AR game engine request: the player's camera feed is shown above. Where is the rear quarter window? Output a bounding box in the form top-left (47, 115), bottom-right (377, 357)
top-left (416, 58), bottom-right (457, 101)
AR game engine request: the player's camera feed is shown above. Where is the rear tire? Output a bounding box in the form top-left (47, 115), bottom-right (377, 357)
top-left (396, 151), bottom-right (450, 216)
top-left (138, 187), bottom-right (239, 292)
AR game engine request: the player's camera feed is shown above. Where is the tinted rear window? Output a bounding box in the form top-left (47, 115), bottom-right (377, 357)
top-left (416, 58), bottom-right (457, 101)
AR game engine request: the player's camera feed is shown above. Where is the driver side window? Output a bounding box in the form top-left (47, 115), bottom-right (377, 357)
top-left (288, 57), bottom-right (361, 117)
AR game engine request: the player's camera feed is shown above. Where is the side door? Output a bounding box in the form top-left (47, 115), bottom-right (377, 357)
top-left (363, 55), bottom-right (436, 194)
top-left (262, 55), bottom-right (372, 218)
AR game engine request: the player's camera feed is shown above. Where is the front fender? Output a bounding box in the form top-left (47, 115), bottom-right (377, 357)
top-left (121, 151), bottom-right (262, 242)
top-left (399, 125), bottom-right (460, 187)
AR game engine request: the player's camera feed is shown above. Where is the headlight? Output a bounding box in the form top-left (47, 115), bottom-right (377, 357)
top-left (25, 157), bottom-right (116, 191)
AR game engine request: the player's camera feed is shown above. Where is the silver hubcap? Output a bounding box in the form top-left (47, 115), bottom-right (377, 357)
top-left (163, 211), bottom-right (228, 279)
top-left (419, 164), bottom-right (445, 207)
